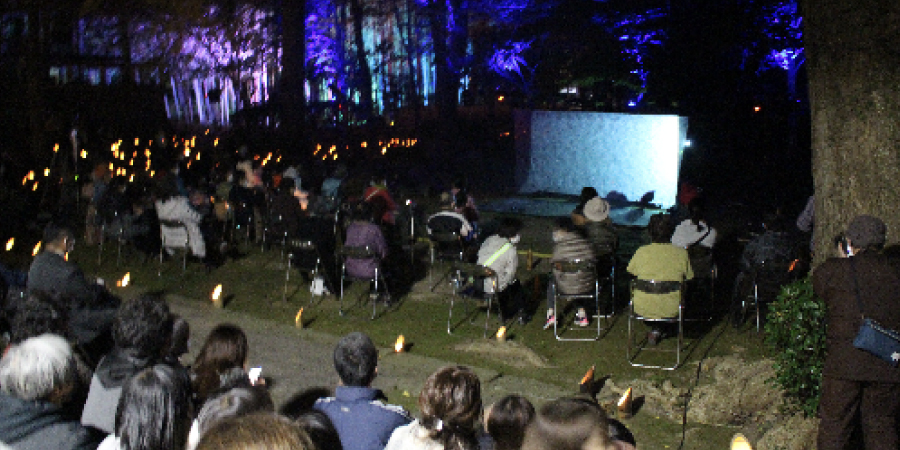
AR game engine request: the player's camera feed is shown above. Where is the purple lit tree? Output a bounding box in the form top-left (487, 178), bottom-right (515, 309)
top-left (755, 0), bottom-right (804, 99)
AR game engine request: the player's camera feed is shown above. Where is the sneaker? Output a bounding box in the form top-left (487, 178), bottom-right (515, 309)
top-left (543, 315), bottom-right (557, 330)
top-left (647, 329), bottom-right (662, 346)
top-left (575, 315), bottom-right (590, 327)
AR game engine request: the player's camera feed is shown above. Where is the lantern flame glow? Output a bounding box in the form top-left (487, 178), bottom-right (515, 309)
top-left (212, 284), bottom-right (223, 301)
top-left (117, 272), bottom-right (130, 287)
top-left (394, 335), bottom-right (405, 352)
top-left (496, 326), bottom-right (507, 340)
top-left (5, 238), bottom-right (13, 251)
top-left (32, 241), bottom-right (41, 256)
top-left (295, 307), bottom-right (304, 326)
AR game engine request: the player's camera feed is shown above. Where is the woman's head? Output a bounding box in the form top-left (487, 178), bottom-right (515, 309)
top-left (152, 174), bottom-right (181, 201)
top-left (521, 398), bottom-right (612, 450)
top-left (192, 324), bottom-right (249, 401)
top-left (486, 395), bottom-right (535, 450)
top-left (294, 409), bottom-right (342, 450)
top-left (419, 365), bottom-right (482, 450)
top-left (197, 413), bottom-right (315, 450)
top-left (115, 364), bottom-right (192, 450)
top-left (647, 214), bottom-right (673, 243)
top-left (195, 387), bottom-right (275, 442)
top-left (579, 187), bottom-right (599, 205)
top-left (497, 218), bottom-right (524, 240)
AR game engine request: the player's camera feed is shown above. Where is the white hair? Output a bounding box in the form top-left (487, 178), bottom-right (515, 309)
top-left (0, 333), bottom-right (76, 401)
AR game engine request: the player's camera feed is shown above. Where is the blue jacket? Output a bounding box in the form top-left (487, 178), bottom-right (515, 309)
top-left (314, 386), bottom-right (411, 450)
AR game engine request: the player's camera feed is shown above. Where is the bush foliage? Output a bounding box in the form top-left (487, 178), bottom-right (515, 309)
top-left (764, 276), bottom-right (826, 417)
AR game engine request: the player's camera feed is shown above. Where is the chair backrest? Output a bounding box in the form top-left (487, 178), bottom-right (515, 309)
top-left (552, 259), bottom-right (596, 274)
top-left (452, 262), bottom-right (496, 279)
top-left (340, 245), bottom-right (378, 260)
top-left (753, 259), bottom-right (796, 300)
top-left (159, 219), bottom-right (189, 248)
top-left (632, 279), bottom-right (684, 296)
top-left (429, 230), bottom-right (461, 244)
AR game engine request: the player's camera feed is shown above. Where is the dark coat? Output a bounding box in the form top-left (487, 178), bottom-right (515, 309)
top-left (0, 394), bottom-right (101, 450)
top-left (813, 251), bottom-right (900, 382)
top-left (27, 252), bottom-right (94, 307)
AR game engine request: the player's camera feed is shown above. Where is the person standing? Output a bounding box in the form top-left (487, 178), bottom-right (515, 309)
top-left (814, 215), bottom-right (900, 450)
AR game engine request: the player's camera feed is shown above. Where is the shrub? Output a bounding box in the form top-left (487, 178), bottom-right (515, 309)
top-left (764, 276), bottom-right (826, 417)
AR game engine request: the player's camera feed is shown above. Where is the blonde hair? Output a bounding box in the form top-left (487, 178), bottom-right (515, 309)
top-left (196, 413), bottom-right (314, 450)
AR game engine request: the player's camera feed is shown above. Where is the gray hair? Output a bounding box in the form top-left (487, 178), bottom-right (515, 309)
top-left (0, 333), bottom-right (76, 401)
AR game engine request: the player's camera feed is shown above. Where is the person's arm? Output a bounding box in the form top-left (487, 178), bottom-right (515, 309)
top-left (373, 226), bottom-right (388, 259)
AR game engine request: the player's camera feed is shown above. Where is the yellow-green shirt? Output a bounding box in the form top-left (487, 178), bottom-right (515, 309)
top-left (627, 243), bottom-right (694, 318)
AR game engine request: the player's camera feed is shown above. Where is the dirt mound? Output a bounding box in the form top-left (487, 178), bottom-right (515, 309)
top-left (453, 340), bottom-right (554, 368)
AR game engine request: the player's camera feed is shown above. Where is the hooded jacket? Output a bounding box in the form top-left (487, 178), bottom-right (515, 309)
top-left (0, 394), bottom-right (101, 450)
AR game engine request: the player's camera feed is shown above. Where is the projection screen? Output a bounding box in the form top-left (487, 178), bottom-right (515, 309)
top-left (514, 110), bottom-right (688, 208)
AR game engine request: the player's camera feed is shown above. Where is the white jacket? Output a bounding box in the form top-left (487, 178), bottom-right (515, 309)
top-left (477, 235), bottom-right (518, 293)
top-left (155, 197), bottom-right (206, 258)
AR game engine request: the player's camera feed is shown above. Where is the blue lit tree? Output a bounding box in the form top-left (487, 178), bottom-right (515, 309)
top-left (754, 0), bottom-right (804, 99)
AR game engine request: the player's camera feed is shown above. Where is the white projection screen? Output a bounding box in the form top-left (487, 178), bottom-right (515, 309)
top-left (514, 110), bottom-right (688, 208)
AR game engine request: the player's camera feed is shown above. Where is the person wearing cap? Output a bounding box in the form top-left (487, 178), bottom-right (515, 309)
top-left (814, 215), bottom-right (900, 450)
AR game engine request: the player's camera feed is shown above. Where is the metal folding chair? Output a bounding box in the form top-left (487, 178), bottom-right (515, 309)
top-left (338, 245), bottom-right (389, 320)
top-left (447, 262), bottom-right (498, 338)
top-left (284, 239), bottom-right (334, 302)
top-left (158, 219), bottom-right (191, 276)
top-left (549, 259), bottom-right (604, 341)
top-left (742, 259), bottom-right (796, 332)
top-left (429, 230), bottom-right (465, 291)
top-left (98, 213), bottom-right (127, 267)
top-left (627, 278), bottom-right (685, 370)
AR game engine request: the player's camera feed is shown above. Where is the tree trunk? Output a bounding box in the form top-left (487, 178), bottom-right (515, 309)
top-left (279, 0), bottom-right (307, 152)
top-left (349, 0), bottom-right (373, 119)
top-left (428, 0), bottom-right (457, 120)
top-left (804, 0), bottom-right (900, 265)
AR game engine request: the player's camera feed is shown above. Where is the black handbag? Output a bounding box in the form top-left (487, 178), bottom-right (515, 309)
top-left (849, 258), bottom-right (900, 367)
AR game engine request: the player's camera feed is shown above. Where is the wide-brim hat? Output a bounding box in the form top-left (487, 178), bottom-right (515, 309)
top-left (584, 197), bottom-right (610, 222)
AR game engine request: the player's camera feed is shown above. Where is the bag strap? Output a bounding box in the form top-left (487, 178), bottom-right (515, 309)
top-left (484, 242), bottom-right (511, 267)
top-left (849, 257), bottom-right (867, 321)
top-left (687, 225), bottom-right (711, 249)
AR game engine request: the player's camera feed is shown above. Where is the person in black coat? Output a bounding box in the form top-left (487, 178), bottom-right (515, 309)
top-left (814, 215), bottom-right (900, 450)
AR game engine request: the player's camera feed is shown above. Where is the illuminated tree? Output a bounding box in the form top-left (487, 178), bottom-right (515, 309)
top-left (804, 0), bottom-right (900, 263)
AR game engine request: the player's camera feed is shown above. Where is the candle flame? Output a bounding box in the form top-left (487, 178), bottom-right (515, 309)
top-left (32, 182), bottom-right (38, 191)
top-left (27, 170), bottom-right (34, 180)
top-left (580, 365), bottom-right (595, 385)
top-left (617, 387), bottom-right (633, 408)
top-left (53, 143), bottom-right (59, 152)
top-left (394, 335), bottom-right (405, 352)
top-left (212, 284), bottom-right (223, 301)
top-left (295, 307), bottom-right (304, 325)
top-left (730, 434), bottom-right (753, 450)
top-left (5, 238), bottom-right (13, 251)
top-left (44, 168), bottom-right (49, 176)
top-left (80, 150), bottom-right (87, 159)
top-left (134, 138), bottom-right (139, 146)
top-left (32, 241), bottom-right (41, 256)
top-left (496, 326), bottom-right (507, 339)
top-left (117, 272), bottom-right (130, 287)
top-left (214, 138), bottom-right (219, 147)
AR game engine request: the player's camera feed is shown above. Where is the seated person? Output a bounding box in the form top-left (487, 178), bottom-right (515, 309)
top-left (319, 164), bottom-right (348, 213)
top-left (427, 193), bottom-right (474, 241)
top-left (82, 295), bottom-right (174, 434)
top-left (627, 214), bottom-right (693, 345)
top-left (571, 187), bottom-right (600, 227)
top-left (521, 397), bottom-right (632, 450)
top-left (580, 197), bottom-right (618, 263)
top-left (477, 218), bottom-right (528, 323)
top-left (485, 395), bottom-right (535, 450)
top-left (670, 197), bottom-right (717, 276)
top-left (154, 174), bottom-right (207, 259)
top-left (314, 332), bottom-right (411, 450)
top-left (450, 176), bottom-right (478, 215)
top-left (544, 217), bottom-right (597, 329)
top-left (344, 202), bottom-right (390, 298)
top-left (363, 175), bottom-right (398, 226)
top-left (0, 334), bottom-right (103, 450)
top-left (730, 212), bottom-right (797, 327)
top-left (27, 224), bottom-right (120, 356)
top-left (269, 178), bottom-right (306, 238)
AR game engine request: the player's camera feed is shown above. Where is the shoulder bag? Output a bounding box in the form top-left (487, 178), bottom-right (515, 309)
top-left (849, 258), bottom-right (900, 367)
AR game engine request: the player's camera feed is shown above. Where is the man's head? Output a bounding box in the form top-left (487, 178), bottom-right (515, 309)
top-left (498, 217), bottom-right (524, 240)
top-left (521, 397), bottom-right (612, 450)
top-left (333, 332), bottom-right (378, 387)
top-left (648, 214), bottom-right (674, 243)
top-left (0, 333), bottom-right (77, 403)
top-left (9, 292), bottom-right (70, 345)
top-left (112, 295), bottom-right (173, 358)
top-left (42, 223), bottom-right (75, 254)
top-left (583, 198), bottom-right (610, 223)
top-left (846, 215), bottom-right (887, 252)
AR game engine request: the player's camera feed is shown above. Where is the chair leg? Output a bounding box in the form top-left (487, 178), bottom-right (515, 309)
top-left (483, 293), bottom-right (492, 339)
top-left (283, 258), bottom-right (292, 302)
top-left (339, 265), bottom-right (346, 316)
top-left (371, 269), bottom-right (379, 320)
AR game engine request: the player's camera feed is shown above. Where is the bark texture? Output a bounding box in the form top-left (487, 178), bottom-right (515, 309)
top-left (803, 0), bottom-right (900, 265)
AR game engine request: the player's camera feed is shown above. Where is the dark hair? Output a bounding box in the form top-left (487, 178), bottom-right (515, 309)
top-left (42, 223), bottom-right (73, 245)
top-left (197, 413), bottom-right (315, 450)
top-left (196, 386), bottom-right (275, 441)
top-left (521, 397), bottom-right (610, 450)
top-left (167, 315), bottom-right (190, 360)
top-left (687, 197), bottom-right (707, 231)
top-left (295, 409), bottom-right (343, 450)
top-left (419, 365), bottom-right (482, 450)
top-left (353, 201), bottom-right (374, 222)
top-left (487, 395), bottom-right (535, 450)
top-left (647, 214), bottom-right (673, 243)
top-left (497, 218), bottom-right (524, 239)
top-left (192, 324), bottom-right (249, 404)
top-left (454, 191), bottom-right (469, 210)
top-left (115, 364), bottom-right (192, 450)
top-left (152, 174), bottom-right (181, 201)
top-left (579, 187), bottom-right (598, 206)
top-left (113, 296), bottom-right (172, 358)
top-left (333, 332), bottom-right (378, 387)
top-left (554, 216), bottom-right (578, 234)
top-left (9, 292), bottom-right (69, 344)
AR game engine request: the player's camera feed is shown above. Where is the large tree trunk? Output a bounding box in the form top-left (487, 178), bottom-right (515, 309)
top-left (804, 0), bottom-right (900, 265)
top-left (349, 0), bottom-right (373, 119)
top-left (279, 0), bottom-right (307, 153)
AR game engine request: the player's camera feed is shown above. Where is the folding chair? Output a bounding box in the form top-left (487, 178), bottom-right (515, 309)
top-left (741, 259), bottom-right (796, 332)
top-left (627, 278), bottom-right (685, 370)
top-left (283, 239), bottom-right (334, 302)
top-left (158, 219), bottom-right (191, 276)
top-left (549, 259), bottom-right (603, 341)
top-left (447, 262), bottom-right (497, 338)
top-left (686, 247), bottom-right (716, 321)
top-left (428, 230), bottom-right (465, 291)
top-left (98, 213), bottom-right (127, 267)
top-left (338, 245), bottom-right (389, 320)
